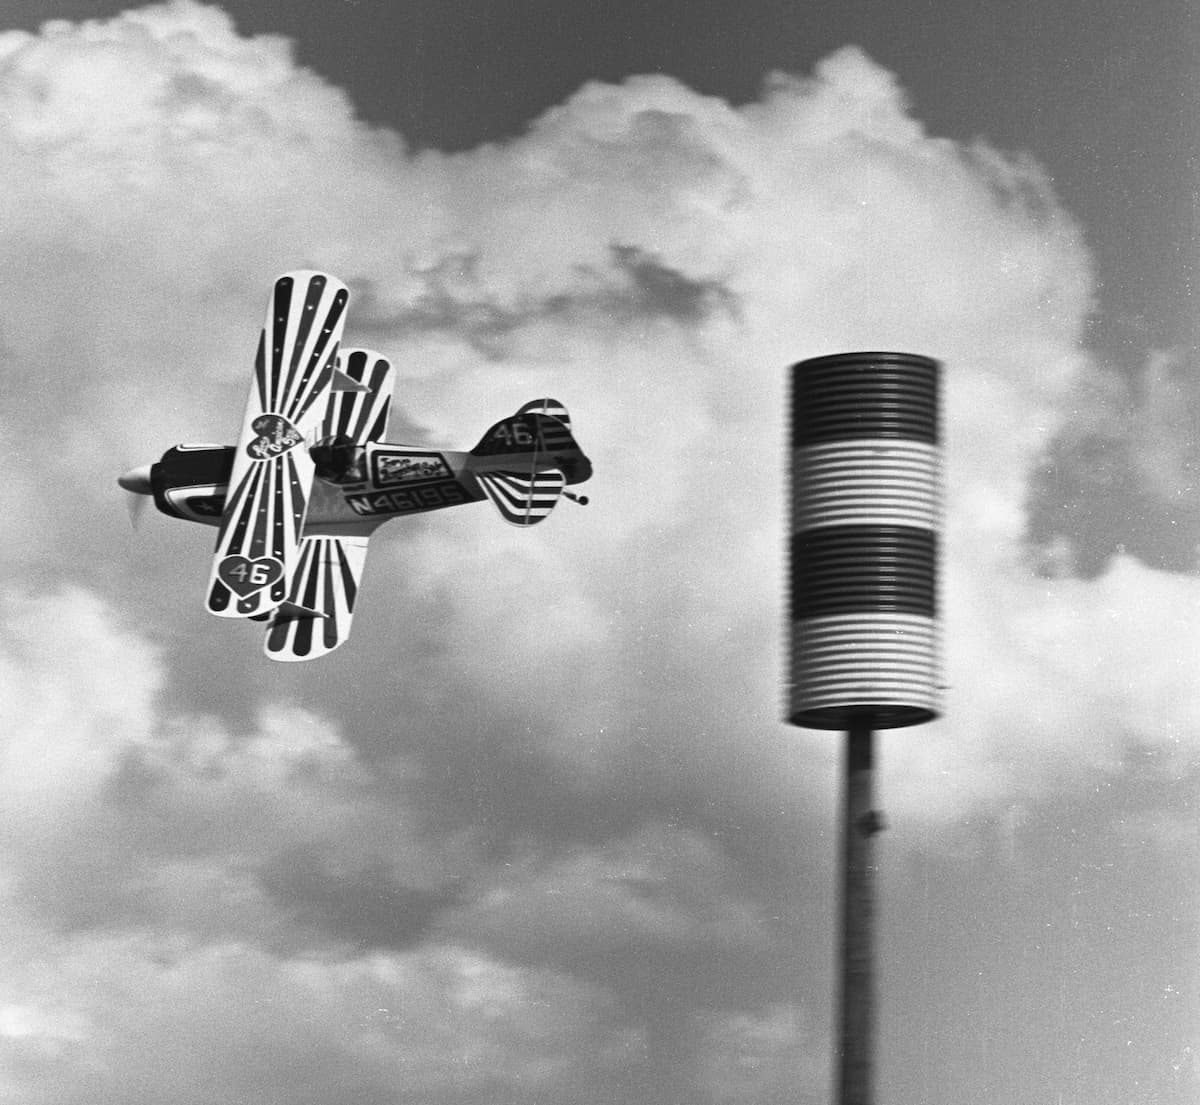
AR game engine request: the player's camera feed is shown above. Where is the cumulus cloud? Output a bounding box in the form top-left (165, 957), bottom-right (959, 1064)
top-left (0, 588), bottom-right (643, 1103)
top-left (1, 935), bottom-right (636, 1105)
top-left (1028, 347), bottom-right (1200, 576)
top-left (0, 3), bottom-right (1195, 1103)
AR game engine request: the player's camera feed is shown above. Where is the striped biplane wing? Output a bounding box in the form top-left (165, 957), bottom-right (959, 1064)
top-left (206, 271), bottom-right (349, 619)
top-left (322, 348), bottom-right (394, 445)
top-left (262, 535), bottom-right (368, 661)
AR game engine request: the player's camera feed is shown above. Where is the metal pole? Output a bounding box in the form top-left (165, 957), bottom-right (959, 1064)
top-left (838, 718), bottom-right (880, 1105)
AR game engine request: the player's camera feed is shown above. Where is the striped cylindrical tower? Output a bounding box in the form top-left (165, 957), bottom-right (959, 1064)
top-left (788, 351), bottom-right (942, 730)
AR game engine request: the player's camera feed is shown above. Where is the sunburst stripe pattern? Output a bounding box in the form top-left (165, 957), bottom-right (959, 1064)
top-left (322, 349), bottom-right (394, 444)
top-left (208, 271), bottom-right (349, 619)
top-left (206, 449), bottom-right (310, 614)
top-left (264, 536), bottom-right (368, 661)
top-left (254, 272), bottom-right (348, 423)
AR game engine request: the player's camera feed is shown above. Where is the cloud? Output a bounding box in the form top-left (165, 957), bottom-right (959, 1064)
top-left (692, 1003), bottom-right (827, 1105)
top-left (0, 4), bottom-right (1195, 1103)
top-left (0, 587), bottom-right (645, 1103)
top-left (1028, 347), bottom-right (1200, 576)
top-left (1, 934), bottom-right (636, 1105)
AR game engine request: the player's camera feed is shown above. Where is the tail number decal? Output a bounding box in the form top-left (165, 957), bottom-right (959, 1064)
top-left (490, 421), bottom-right (534, 447)
top-left (348, 482), bottom-right (468, 516)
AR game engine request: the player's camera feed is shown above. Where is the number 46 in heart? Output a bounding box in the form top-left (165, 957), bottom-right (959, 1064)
top-left (218, 555), bottom-right (284, 596)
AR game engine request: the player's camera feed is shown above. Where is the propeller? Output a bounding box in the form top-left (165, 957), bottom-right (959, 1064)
top-left (118, 464), bottom-right (153, 529)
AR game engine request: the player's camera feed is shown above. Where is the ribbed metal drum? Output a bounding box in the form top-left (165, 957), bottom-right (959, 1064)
top-left (788, 352), bottom-right (942, 729)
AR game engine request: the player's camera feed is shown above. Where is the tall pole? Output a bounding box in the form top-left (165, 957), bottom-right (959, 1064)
top-left (839, 718), bottom-right (879, 1105)
top-left (787, 352), bottom-right (942, 1105)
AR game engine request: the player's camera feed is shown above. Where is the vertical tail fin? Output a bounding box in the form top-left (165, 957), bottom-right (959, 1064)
top-left (470, 399), bottom-right (575, 457)
top-left (470, 398), bottom-right (585, 525)
top-left (515, 397), bottom-right (571, 429)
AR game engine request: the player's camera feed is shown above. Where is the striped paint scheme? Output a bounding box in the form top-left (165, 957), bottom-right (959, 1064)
top-left (517, 397), bottom-right (571, 431)
top-left (207, 452), bottom-right (309, 616)
top-left (255, 272), bottom-right (349, 425)
top-left (790, 527), bottom-right (936, 619)
top-left (792, 440), bottom-right (941, 530)
top-left (470, 411), bottom-right (576, 456)
top-left (790, 613), bottom-right (939, 729)
top-left (514, 401), bottom-right (578, 457)
top-left (529, 412), bottom-right (577, 453)
top-left (264, 535), bottom-right (368, 661)
top-left (791, 352), bottom-right (938, 444)
top-left (322, 348), bottom-right (394, 444)
top-left (207, 272), bottom-right (349, 618)
top-left (475, 469), bottom-right (566, 526)
top-left (789, 352), bottom-right (941, 729)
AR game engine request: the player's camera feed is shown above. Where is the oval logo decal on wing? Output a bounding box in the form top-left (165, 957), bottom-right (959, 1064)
top-left (247, 415), bottom-right (302, 459)
top-left (218, 554), bottom-right (285, 596)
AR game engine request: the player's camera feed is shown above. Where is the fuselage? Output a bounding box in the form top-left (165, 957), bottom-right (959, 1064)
top-left (142, 439), bottom-right (591, 536)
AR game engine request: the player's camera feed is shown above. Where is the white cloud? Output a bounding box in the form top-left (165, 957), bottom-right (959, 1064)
top-left (0, 585), bottom-right (644, 1103)
top-left (0, 587), bottom-right (160, 819)
top-left (447, 824), bottom-right (775, 961)
top-left (0, 934), bottom-right (635, 1105)
top-left (693, 1003), bottom-right (827, 1105)
top-left (887, 553), bottom-right (1200, 823)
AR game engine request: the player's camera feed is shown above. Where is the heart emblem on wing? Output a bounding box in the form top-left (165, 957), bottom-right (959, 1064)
top-left (246, 414), bottom-right (302, 459)
top-left (217, 555), bottom-right (284, 597)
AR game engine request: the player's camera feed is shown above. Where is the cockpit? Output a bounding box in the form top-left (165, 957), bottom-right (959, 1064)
top-left (310, 435), bottom-right (367, 485)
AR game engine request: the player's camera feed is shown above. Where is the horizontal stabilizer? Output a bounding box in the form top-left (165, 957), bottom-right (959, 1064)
top-left (475, 468), bottom-right (566, 526)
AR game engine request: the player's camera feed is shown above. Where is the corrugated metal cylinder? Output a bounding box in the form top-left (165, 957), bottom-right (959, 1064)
top-left (789, 352), bottom-right (942, 729)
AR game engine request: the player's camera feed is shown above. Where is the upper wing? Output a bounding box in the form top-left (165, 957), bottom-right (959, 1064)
top-left (262, 535), bottom-right (369, 661)
top-left (206, 271), bottom-right (350, 619)
top-left (322, 348), bottom-right (394, 444)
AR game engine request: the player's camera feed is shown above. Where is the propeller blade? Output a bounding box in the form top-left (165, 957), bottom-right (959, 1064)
top-left (117, 465), bottom-right (153, 495)
top-left (125, 492), bottom-right (150, 530)
top-left (118, 465), bottom-right (153, 530)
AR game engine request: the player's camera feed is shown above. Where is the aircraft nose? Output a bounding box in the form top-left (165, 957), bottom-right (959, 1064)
top-left (118, 464), bottom-right (153, 495)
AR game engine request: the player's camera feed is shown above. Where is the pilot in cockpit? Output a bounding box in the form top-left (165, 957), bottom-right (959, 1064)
top-left (310, 434), bottom-right (367, 484)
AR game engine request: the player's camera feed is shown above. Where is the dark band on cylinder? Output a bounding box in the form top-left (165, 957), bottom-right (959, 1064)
top-left (792, 353), bottom-right (939, 446)
top-left (790, 526), bottom-right (937, 619)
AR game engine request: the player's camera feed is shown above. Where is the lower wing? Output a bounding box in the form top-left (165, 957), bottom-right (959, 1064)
top-left (262, 535), bottom-right (369, 661)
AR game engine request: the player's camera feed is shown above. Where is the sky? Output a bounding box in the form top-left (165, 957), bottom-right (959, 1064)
top-left (0, 2), bottom-right (1196, 1103)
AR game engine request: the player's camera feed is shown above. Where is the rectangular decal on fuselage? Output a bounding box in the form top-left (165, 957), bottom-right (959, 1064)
top-left (347, 480), bottom-right (469, 516)
top-left (371, 450), bottom-right (453, 488)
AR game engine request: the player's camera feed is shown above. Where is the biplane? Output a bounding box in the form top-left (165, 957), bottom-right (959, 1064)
top-left (119, 271), bottom-right (592, 661)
